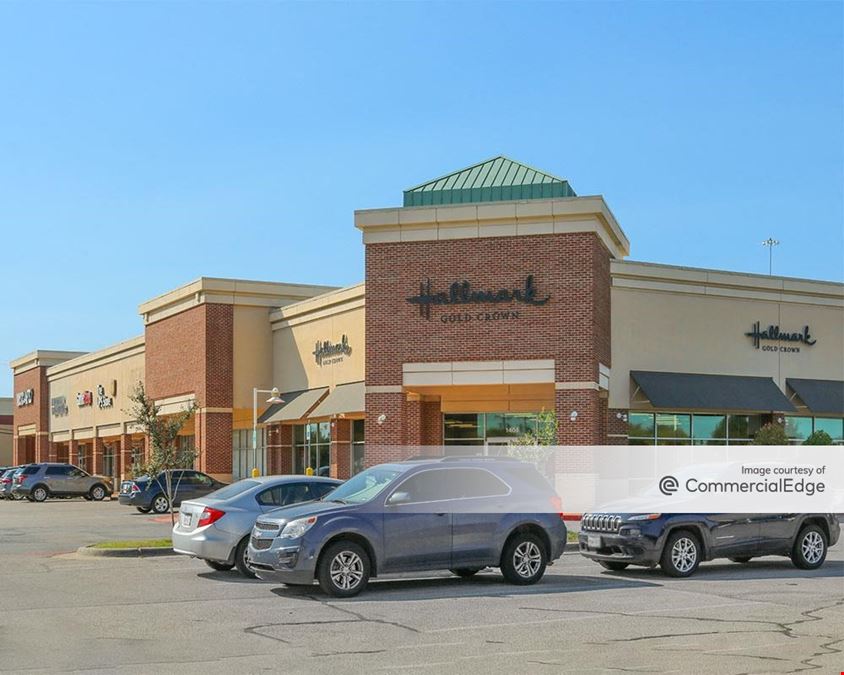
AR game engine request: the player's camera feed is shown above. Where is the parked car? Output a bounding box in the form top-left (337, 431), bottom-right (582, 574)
top-left (578, 512), bottom-right (840, 576)
top-left (11, 463), bottom-right (113, 502)
top-left (172, 475), bottom-right (342, 577)
top-left (247, 457), bottom-right (567, 597)
top-left (1, 467), bottom-right (22, 499)
top-left (119, 470), bottom-right (227, 514)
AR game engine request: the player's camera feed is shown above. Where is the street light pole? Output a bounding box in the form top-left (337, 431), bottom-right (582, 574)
top-left (762, 238), bottom-right (779, 276)
top-left (252, 387), bottom-right (284, 476)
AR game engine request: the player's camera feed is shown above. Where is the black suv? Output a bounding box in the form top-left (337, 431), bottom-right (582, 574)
top-left (579, 513), bottom-right (839, 577)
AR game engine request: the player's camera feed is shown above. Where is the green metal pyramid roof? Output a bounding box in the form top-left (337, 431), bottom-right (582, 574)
top-left (403, 156), bottom-right (576, 207)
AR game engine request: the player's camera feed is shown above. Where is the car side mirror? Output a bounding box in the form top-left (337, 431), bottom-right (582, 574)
top-left (387, 491), bottom-right (411, 506)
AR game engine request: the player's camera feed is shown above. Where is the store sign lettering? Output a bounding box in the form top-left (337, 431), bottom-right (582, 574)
top-left (16, 389), bottom-right (34, 407)
top-left (96, 384), bottom-right (114, 409)
top-left (76, 391), bottom-right (93, 407)
top-left (313, 335), bottom-right (352, 365)
top-left (407, 275), bottom-right (550, 320)
top-left (745, 322), bottom-right (816, 353)
top-left (51, 396), bottom-right (68, 417)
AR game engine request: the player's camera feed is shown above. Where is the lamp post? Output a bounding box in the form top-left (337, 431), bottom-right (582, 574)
top-left (252, 387), bottom-right (284, 476)
top-left (762, 238), bottom-right (780, 276)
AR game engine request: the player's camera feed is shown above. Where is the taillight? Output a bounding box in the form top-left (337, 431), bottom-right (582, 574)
top-left (197, 507), bottom-right (225, 527)
top-left (131, 484), bottom-right (140, 493)
top-left (549, 495), bottom-right (565, 521)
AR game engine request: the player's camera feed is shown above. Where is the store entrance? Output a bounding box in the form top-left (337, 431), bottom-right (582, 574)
top-left (443, 413), bottom-right (540, 454)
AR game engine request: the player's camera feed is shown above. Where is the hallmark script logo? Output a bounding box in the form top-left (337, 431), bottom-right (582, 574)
top-left (407, 275), bottom-right (550, 320)
top-left (659, 475), bottom-right (679, 496)
top-left (16, 389), bottom-right (34, 407)
top-left (51, 396), bottom-right (68, 417)
top-left (745, 322), bottom-right (816, 350)
top-left (313, 335), bottom-right (352, 365)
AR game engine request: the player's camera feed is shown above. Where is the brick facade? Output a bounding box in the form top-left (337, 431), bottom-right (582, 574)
top-left (145, 303), bottom-right (234, 477)
top-left (12, 365), bottom-right (50, 464)
top-left (365, 232), bottom-right (613, 456)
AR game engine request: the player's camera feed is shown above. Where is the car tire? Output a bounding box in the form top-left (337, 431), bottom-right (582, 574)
top-left (234, 537), bottom-right (257, 579)
top-left (204, 559), bottom-right (235, 571)
top-left (598, 561), bottom-right (629, 571)
top-left (729, 556), bottom-right (752, 564)
top-left (660, 530), bottom-right (701, 578)
top-left (791, 524), bottom-right (827, 570)
top-left (31, 485), bottom-right (49, 502)
top-left (317, 540), bottom-right (371, 597)
top-left (135, 506), bottom-right (151, 514)
top-left (151, 494), bottom-right (170, 514)
top-left (501, 532), bottom-right (547, 585)
top-left (450, 568), bottom-right (482, 578)
top-left (89, 485), bottom-right (107, 501)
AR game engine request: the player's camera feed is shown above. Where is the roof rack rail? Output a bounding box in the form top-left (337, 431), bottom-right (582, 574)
top-left (439, 455), bottom-right (521, 462)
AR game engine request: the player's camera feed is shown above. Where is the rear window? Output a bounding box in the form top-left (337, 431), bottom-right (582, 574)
top-left (206, 480), bottom-right (260, 500)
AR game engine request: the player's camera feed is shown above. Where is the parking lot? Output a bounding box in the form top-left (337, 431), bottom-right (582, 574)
top-left (1, 499), bottom-right (842, 674)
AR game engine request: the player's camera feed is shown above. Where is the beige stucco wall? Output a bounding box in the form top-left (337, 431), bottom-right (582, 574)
top-left (610, 263), bottom-right (844, 410)
top-left (271, 285), bottom-right (365, 393)
top-left (47, 337), bottom-right (145, 438)
top-left (232, 305), bottom-right (275, 410)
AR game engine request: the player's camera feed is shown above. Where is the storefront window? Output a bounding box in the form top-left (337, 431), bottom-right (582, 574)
top-left (351, 419), bottom-right (365, 476)
top-left (691, 415), bottom-right (727, 443)
top-left (77, 444), bottom-right (88, 472)
top-left (444, 414), bottom-right (485, 441)
top-left (103, 444), bottom-right (116, 479)
top-left (293, 422), bottom-right (331, 474)
top-left (784, 416), bottom-right (813, 442)
top-left (655, 414), bottom-right (691, 441)
top-left (629, 413), bottom-right (763, 445)
top-left (443, 413), bottom-right (539, 447)
top-left (814, 417), bottom-right (844, 442)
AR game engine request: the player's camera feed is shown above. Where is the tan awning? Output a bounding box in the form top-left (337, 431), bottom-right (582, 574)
top-left (258, 387), bottom-right (329, 424)
top-left (308, 381), bottom-right (365, 418)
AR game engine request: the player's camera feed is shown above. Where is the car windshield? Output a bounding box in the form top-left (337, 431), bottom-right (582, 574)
top-left (206, 480), bottom-right (260, 500)
top-left (322, 466), bottom-right (402, 504)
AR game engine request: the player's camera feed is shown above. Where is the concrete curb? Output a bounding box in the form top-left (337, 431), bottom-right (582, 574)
top-left (77, 545), bottom-right (177, 558)
top-left (565, 542), bottom-right (579, 552)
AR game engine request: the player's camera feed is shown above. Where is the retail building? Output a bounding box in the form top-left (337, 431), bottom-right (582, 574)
top-left (11, 157), bottom-right (844, 483)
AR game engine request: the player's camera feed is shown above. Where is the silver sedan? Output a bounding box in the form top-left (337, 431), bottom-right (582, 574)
top-left (172, 475), bottom-right (342, 577)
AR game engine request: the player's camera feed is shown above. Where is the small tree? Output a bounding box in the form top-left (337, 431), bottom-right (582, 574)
top-left (507, 409), bottom-right (558, 475)
top-left (751, 422), bottom-right (789, 445)
top-left (126, 382), bottom-right (198, 525)
top-left (803, 430), bottom-right (833, 445)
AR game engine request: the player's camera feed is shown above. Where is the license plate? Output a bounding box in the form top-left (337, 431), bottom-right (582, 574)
top-left (587, 534), bottom-right (602, 549)
top-left (180, 513), bottom-right (192, 528)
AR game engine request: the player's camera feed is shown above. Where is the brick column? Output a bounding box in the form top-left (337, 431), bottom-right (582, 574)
top-left (47, 441), bottom-right (58, 462)
top-left (199, 411), bottom-right (233, 481)
top-left (92, 437), bottom-right (105, 475)
top-left (35, 433), bottom-right (50, 462)
top-left (330, 418), bottom-right (351, 479)
top-left (607, 408), bottom-right (629, 446)
top-left (119, 434), bottom-right (134, 479)
top-left (68, 439), bottom-right (79, 467)
top-left (364, 392), bottom-right (405, 467)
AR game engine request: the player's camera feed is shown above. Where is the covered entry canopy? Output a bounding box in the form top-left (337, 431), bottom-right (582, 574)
top-left (630, 371), bottom-right (795, 412)
top-left (258, 387), bottom-right (329, 424)
top-left (309, 381), bottom-right (365, 418)
top-left (786, 378), bottom-right (844, 415)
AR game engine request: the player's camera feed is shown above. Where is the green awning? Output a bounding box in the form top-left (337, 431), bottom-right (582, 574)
top-left (631, 371), bottom-right (795, 412)
top-left (258, 387), bottom-right (329, 424)
top-left (308, 381), bottom-right (365, 418)
top-left (787, 379), bottom-right (844, 415)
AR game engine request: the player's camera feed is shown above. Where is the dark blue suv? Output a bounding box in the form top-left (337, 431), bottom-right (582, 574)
top-left (579, 512), bottom-right (840, 577)
top-left (247, 457), bottom-right (567, 596)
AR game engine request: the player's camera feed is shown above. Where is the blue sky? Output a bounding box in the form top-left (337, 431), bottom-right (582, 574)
top-left (1, 1), bottom-right (842, 396)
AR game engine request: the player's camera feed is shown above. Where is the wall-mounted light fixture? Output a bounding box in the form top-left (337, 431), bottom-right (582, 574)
top-left (569, 411), bottom-right (578, 422)
top-left (377, 414), bottom-right (387, 425)
top-left (615, 412), bottom-right (628, 422)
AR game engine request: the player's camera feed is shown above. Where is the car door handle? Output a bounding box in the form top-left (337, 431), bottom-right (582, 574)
top-left (435, 512), bottom-right (447, 517)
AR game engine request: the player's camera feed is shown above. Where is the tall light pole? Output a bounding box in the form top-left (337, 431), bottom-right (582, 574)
top-left (762, 238), bottom-right (779, 276)
top-left (253, 387), bottom-right (284, 476)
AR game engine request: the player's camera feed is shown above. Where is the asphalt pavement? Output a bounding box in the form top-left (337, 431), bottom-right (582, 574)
top-left (0, 499), bottom-right (841, 674)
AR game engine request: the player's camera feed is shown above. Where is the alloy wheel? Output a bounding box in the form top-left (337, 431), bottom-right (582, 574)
top-left (329, 551), bottom-right (364, 591)
top-left (671, 537), bottom-right (697, 573)
top-left (33, 487), bottom-right (47, 502)
top-left (91, 486), bottom-right (105, 500)
top-left (513, 540), bottom-right (543, 578)
top-left (802, 531), bottom-right (824, 564)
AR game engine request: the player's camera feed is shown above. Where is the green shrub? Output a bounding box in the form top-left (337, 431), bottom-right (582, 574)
top-left (751, 422), bottom-right (789, 445)
top-left (803, 430), bottom-right (834, 445)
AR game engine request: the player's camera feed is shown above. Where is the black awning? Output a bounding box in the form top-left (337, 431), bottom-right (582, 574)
top-left (630, 371), bottom-right (795, 412)
top-left (786, 378), bottom-right (844, 415)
